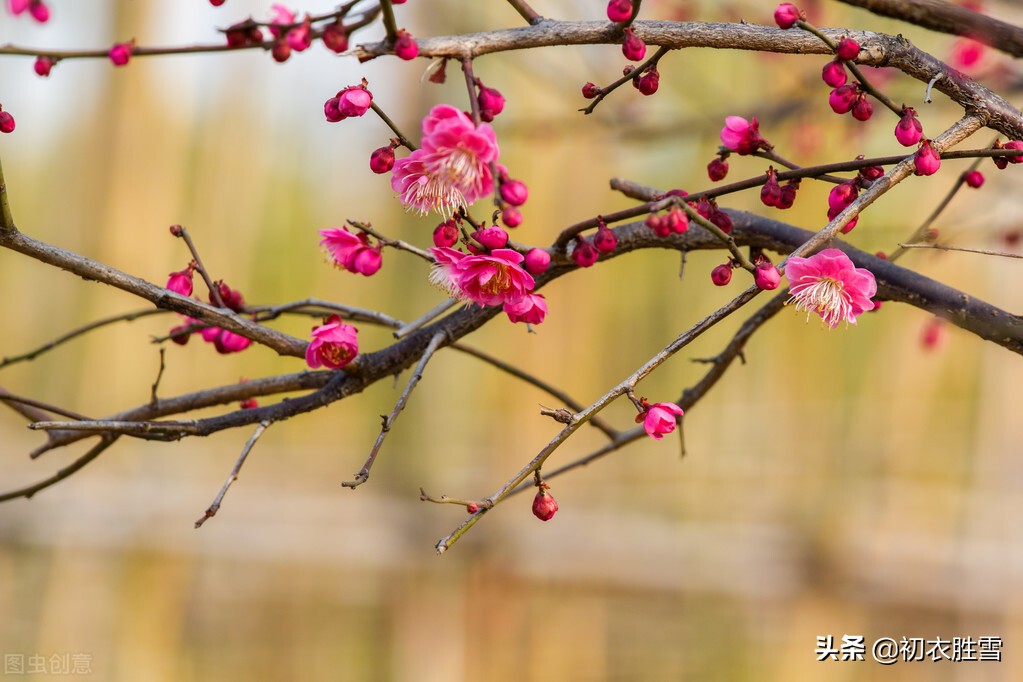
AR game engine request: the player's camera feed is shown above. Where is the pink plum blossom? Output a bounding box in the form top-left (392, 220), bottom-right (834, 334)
top-left (504, 293), bottom-right (547, 325)
top-left (638, 401), bottom-right (684, 440)
top-left (109, 43), bottom-right (133, 67)
top-left (607, 0), bottom-right (633, 23)
top-left (394, 29), bottom-right (419, 60)
top-left (319, 226), bottom-right (362, 266)
top-left (8, 0), bottom-right (48, 22)
top-left (268, 4), bottom-right (295, 37)
top-left (429, 246), bottom-right (535, 308)
top-left (720, 116), bottom-right (767, 155)
top-left (305, 315), bottom-right (359, 369)
top-left (523, 248), bottom-right (550, 274)
top-left (391, 105), bottom-right (500, 217)
top-left (784, 248), bottom-right (876, 327)
top-left (895, 107), bottom-right (923, 147)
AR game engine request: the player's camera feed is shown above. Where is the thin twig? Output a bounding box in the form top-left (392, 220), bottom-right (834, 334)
top-left (0, 308), bottom-right (167, 370)
top-left (580, 46), bottom-right (669, 115)
top-left (461, 57), bottom-right (482, 126)
top-left (150, 348), bottom-right (166, 404)
top-left (379, 0), bottom-right (400, 44)
top-left (342, 331), bottom-right (447, 489)
top-left (434, 281), bottom-right (765, 553)
top-left (370, 102), bottom-right (417, 151)
top-left (681, 202), bottom-right (755, 271)
top-left (0, 435), bottom-right (117, 503)
top-left (29, 419), bottom-right (201, 437)
top-left (0, 393), bottom-right (92, 421)
top-left (451, 343), bottom-right (619, 440)
top-left (505, 0), bottom-right (543, 25)
top-left (897, 243), bottom-right (1023, 260)
top-left (0, 153), bottom-right (14, 233)
top-left (504, 291), bottom-right (789, 497)
top-left (195, 420), bottom-right (271, 528)
top-left (171, 225), bottom-right (225, 308)
top-left (348, 219), bottom-right (433, 261)
top-left (394, 298), bottom-right (460, 339)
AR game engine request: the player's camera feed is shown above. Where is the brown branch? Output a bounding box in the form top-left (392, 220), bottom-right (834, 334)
top-left (0, 229), bottom-right (307, 358)
top-left (897, 243), bottom-right (1023, 260)
top-left (353, 20), bottom-right (1023, 139)
top-left (195, 421), bottom-right (270, 528)
top-left (835, 0), bottom-right (1023, 58)
top-left (505, 0), bottom-right (543, 26)
top-left (342, 331), bottom-right (447, 489)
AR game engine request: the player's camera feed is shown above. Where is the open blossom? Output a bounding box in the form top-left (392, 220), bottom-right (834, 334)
top-left (305, 315), bottom-right (359, 369)
top-left (429, 246), bottom-right (535, 309)
top-left (504, 293), bottom-right (547, 324)
top-left (720, 116), bottom-right (767, 155)
top-left (784, 248), bottom-right (876, 327)
top-left (166, 266), bottom-right (194, 297)
top-left (638, 401), bottom-right (684, 440)
top-left (319, 226), bottom-right (382, 276)
top-left (391, 105), bottom-right (500, 217)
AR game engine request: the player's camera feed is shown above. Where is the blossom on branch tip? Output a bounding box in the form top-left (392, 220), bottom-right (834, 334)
top-left (391, 105), bottom-right (500, 217)
top-left (637, 401), bottom-right (684, 440)
top-left (305, 315), bottom-right (359, 369)
top-left (784, 248), bottom-right (876, 327)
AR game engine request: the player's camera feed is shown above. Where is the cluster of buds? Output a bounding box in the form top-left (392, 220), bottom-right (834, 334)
top-left (498, 170), bottom-right (528, 228)
top-left (759, 168), bottom-right (800, 210)
top-left (820, 38), bottom-right (860, 88)
top-left (631, 66), bottom-right (660, 96)
top-left (991, 140), bottom-right (1023, 169)
top-left (225, 21), bottom-right (265, 48)
top-left (707, 153), bottom-right (729, 181)
top-left (645, 205), bottom-right (689, 238)
top-left (694, 196), bottom-right (733, 234)
top-left (324, 80), bottom-right (373, 122)
top-left (829, 82), bottom-right (872, 121)
top-left (168, 279), bottom-right (253, 354)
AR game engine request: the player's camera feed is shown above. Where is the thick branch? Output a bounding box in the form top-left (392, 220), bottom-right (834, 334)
top-left (354, 20), bottom-right (1023, 138)
top-left (836, 0), bottom-right (1023, 58)
top-left (0, 229), bottom-right (306, 358)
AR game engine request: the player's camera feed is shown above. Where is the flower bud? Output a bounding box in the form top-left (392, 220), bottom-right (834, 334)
top-left (895, 107), bottom-right (923, 147)
top-left (821, 60), bottom-right (847, 87)
top-left (621, 27), bottom-right (646, 61)
top-left (637, 69), bottom-right (659, 96)
top-left (710, 263), bottom-right (732, 286)
top-left (476, 80), bottom-right (505, 122)
top-left (963, 170), bottom-right (984, 188)
top-left (433, 220), bottom-right (460, 247)
top-left (501, 206), bottom-right (523, 228)
top-left (851, 94), bottom-right (873, 121)
top-left (499, 178), bottom-right (528, 206)
top-left (607, 0), bottom-right (633, 23)
top-left (394, 29), bottom-right (419, 60)
top-left (593, 224), bottom-right (618, 254)
top-left (754, 262), bottom-right (781, 290)
top-left (475, 226), bottom-right (509, 250)
top-left (571, 237), bottom-right (599, 267)
top-left (707, 157), bottom-right (728, 181)
top-left (524, 248), bottom-right (551, 275)
top-left (109, 42), bottom-right (132, 67)
top-left (0, 111), bottom-right (15, 134)
top-left (582, 82), bottom-right (601, 99)
top-left (532, 491), bottom-right (559, 521)
top-left (322, 22), bottom-right (349, 53)
top-left (835, 38), bottom-right (860, 61)
top-left (828, 84), bottom-right (858, 114)
top-left (369, 145), bottom-right (395, 174)
top-left (34, 56), bottom-right (53, 77)
top-left (913, 139), bottom-right (941, 176)
top-left (351, 247), bottom-right (382, 276)
top-left (774, 3), bottom-right (803, 29)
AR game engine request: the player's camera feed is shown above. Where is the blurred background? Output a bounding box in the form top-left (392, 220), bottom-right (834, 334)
top-left (1, 0), bottom-right (1022, 680)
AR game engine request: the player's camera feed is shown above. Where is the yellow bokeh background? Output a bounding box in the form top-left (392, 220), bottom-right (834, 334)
top-left (1, 1), bottom-right (1022, 680)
